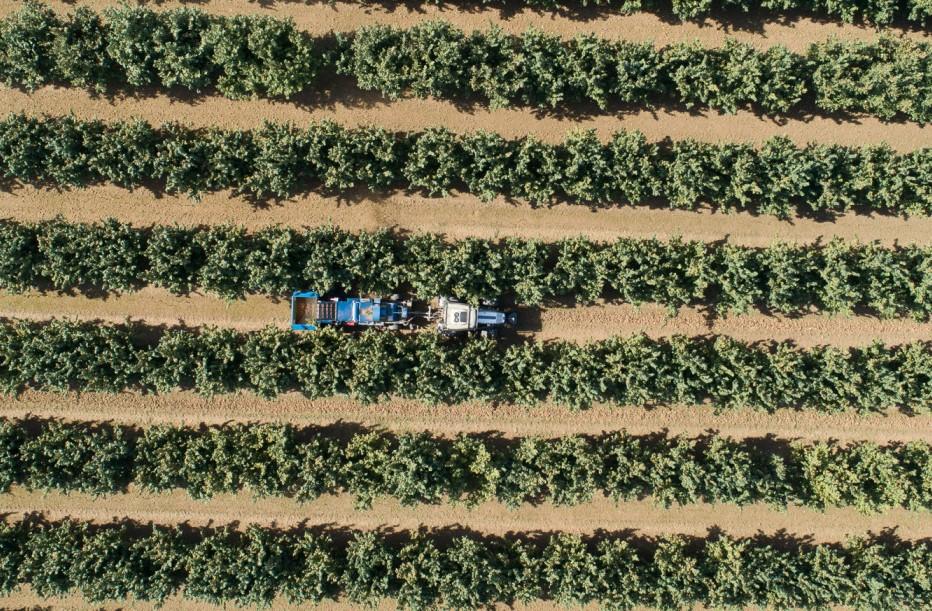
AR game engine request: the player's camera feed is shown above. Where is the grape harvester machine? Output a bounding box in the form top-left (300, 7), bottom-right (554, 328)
top-left (290, 292), bottom-right (517, 338)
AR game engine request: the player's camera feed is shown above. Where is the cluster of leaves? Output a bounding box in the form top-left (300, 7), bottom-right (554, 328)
top-left (2, 4), bottom-right (932, 122)
top-left (4, 115), bottom-right (932, 216)
top-left (0, 319), bottom-right (930, 412)
top-left (1, 218), bottom-right (932, 319)
top-left (1, 419), bottom-right (929, 513)
top-left (0, 2), bottom-right (320, 98)
top-left (0, 519), bottom-right (929, 608)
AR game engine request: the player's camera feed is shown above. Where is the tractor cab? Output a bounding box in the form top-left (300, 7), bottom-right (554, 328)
top-left (434, 297), bottom-right (517, 338)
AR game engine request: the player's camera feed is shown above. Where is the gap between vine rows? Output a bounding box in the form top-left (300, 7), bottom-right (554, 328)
top-left (2, 288), bottom-right (932, 347)
top-left (2, 487), bottom-right (930, 542)
top-left (5, 0), bottom-right (928, 51)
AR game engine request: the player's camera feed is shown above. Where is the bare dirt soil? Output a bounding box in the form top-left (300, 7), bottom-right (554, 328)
top-left (3, 288), bottom-right (932, 347)
top-left (2, 390), bottom-right (927, 442)
top-left (3, 486), bottom-right (928, 542)
top-left (0, 589), bottom-right (562, 611)
top-left (3, 186), bottom-right (932, 247)
top-left (10, 0), bottom-right (929, 50)
top-left (6, 86), bottom-right (932, 151)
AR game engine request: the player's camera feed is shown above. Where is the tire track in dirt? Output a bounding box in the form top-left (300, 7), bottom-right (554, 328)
top-left (2, 487), bottom-right (929, 543)
top-left (2, 391), bottom-right (927, 442)
top-left (3, 288), bottom-right (932, 348)
top-left (6, 86), bottom-right (932, 151)
top-left (3, 186), bottom-right (932, 247)
top-left (7, 0), bottom-right (928, 50)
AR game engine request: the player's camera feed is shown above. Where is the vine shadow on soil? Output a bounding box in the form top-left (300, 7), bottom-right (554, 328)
top-left (104, 0), bottom-right (932, 33)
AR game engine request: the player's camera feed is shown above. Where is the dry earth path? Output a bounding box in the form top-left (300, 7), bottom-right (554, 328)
top-left (2, 487), bottom-right (929, 542)
top-left (6, 87), bottom-right (932, 151)
top-left (3, 187), bottom-right (932, 247)
top-left (3, 288), bottom-right (932, 347)
top-left (0, 590), bottom-right (401, 611)
top-left (7, 0), bottom-right (930, 50)
top-left (2, 391), bottom-right (927, 442)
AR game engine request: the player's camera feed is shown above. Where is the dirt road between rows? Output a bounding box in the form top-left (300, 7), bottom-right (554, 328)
top-left (2, 487), bottom-right (928, 542)
top-left (3, 288), bottom-right (932, 348)
top-left (6, 86), bottom-right (932, 151)
top-left (0, 589), bottom-right (403, 611)
top-left (3, 186), bottom-right (932, 247)
top-left (2, 390), bottom-right (927, 442)
top-left (7, 0), bottom-right (928, 51)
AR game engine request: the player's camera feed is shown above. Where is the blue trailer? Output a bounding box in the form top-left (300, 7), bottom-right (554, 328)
top-left (291, 291), bottom-right (413, 331)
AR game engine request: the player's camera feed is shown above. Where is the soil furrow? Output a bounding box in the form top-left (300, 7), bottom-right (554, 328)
top-left (2, 390), bottom-right (927, 442)
top-left (3, 186), bottom-right (932, 247)
top-left (5, 0), bottom-right (928, 50)
top-left (3, 288), bottom-right (932, 348)
top-left (2, 487), bottom-right (929, 542)
top-left (5, 87), bottom-right (932, 151)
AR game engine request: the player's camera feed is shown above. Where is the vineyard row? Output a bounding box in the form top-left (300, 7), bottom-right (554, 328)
top-left (0, 519), bottom-right (928, 609)
top-left (2, 419), bottom-right (929, 513)
top-left (1, 320), bottom-right (930, 412)
top-left (1, 219), bottom-right (932, 317)
top-left (3, 3), bottom-right (931, 121)
top-left (5, 115), bottom-right (932, 216)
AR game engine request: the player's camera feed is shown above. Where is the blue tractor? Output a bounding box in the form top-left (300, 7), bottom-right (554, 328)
top-left (290, 292), bottom-right (517, 337)
top-left (290, 291), bottom-right (415, 331)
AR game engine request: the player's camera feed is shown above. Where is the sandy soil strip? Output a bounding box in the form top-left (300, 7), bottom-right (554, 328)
top-left (2, 487), bottom-right (929, 542)
top-left (0, 589), bottom-right (406, 611)
top-left (5, 0), bottom-right (928, 50)
top-left (3, 186), bottom-right (932, 248)
top-left (1, 390), bottom-right (928, 442)
top-left (3, 288), bottom-right (932, 348)
top-left (0, 591), bottom-right (417, 611)
top-left (6, 87), bottom-right (932, 151)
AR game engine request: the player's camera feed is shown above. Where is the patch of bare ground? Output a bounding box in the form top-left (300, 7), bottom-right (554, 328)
top-left (0, 589), bottom-right (578, 611)
top-left (3, 288), bottom-right (932, 348)
top-left (5, 0), bottom-right (929, 50)
top-left (2, 390), bottom-right (928, 442)
top-left (2, 487), bottom-right (929, 543)
top-left (6, 86), bottom-right (932, 151)
top-left (0, 586), bottom-right (396, 611)
top-left (3, 186), bottom-right (932, 247)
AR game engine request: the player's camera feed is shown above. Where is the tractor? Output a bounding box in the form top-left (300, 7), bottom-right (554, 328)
top-left (429, 296), bottom-right (518, 339)
top-left (290, 291), bottom-right (517, 338)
